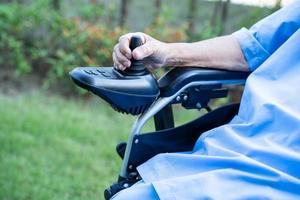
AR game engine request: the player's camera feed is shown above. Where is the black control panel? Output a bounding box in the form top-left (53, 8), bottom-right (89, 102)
top-left (69, 36), bottom-right (160, 115)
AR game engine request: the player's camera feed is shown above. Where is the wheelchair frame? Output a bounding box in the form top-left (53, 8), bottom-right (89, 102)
top-left (120, 78), bottom-right (247, 179)
top-left (69, 65), bottom-right (250, 199)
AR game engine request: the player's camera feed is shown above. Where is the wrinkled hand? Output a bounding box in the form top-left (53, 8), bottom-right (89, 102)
top-left (113, 32), bottom-right (168, 70)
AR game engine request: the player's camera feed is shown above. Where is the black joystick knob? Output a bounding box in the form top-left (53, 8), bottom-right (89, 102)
top-left (124, 36), bottom-right (149, 76)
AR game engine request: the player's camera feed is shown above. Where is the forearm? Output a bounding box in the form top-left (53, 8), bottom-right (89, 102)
top-left (164, 35), bottom-right (249, 71)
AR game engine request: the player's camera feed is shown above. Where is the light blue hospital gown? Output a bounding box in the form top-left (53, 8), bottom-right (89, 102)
top-left (113, 2), bottom-right (300, 199)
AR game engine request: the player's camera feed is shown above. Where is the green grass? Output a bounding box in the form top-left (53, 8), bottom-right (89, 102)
top-left (0, 91), bottom-right (205, 200)
top-left (0, 92), bottom-right (135, 200)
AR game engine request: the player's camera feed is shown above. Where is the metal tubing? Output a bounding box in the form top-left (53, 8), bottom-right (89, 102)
top-left (119, 79), bottom-right (246, 178)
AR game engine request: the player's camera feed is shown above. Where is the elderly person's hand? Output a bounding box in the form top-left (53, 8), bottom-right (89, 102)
top-left (113, 32), bottom-right (249, 72)
top-left (113, 32), bottom-right (169, 71)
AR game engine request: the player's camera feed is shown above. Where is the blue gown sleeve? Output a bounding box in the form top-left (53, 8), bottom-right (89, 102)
top-left (233, 2), bottom-right (300, 71)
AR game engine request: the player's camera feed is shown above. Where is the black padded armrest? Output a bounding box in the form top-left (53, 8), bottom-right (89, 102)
top-left (158, 67), bottom-right (250, 97)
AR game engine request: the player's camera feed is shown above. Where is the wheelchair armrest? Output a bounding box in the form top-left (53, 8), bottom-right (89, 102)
top-left (158, 67), bottom-right (250, 97)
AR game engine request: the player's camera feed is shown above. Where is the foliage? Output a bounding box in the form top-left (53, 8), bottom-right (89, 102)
top-left (238, 7), bottom-right (272, 29)
top-left (0, 1), bottom-right (125, 90)
top-left (0, 0), bottom-right (189, 92)
top-left (0, 4), bottom-right (30, 76)
top-left (0, 0), bottom-right (273, 93)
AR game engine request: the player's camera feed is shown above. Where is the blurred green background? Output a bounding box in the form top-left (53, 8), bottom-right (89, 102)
top-left (0, 0), bottom-right (283, 199)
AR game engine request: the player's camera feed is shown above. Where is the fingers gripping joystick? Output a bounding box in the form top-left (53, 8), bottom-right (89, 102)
top-left (69, 36), bottom-right (159, 115)
top-left (124, 36), bottom-right (149, 76)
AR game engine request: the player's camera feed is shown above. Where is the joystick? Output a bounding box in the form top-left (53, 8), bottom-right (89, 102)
top-left (123, 36), bottom-right (148, 76)
top-left (69, 36), bottom-right (160, 115)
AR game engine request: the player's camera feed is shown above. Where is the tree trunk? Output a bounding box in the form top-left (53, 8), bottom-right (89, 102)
top-left (119, 0), bottom-right (130, 28)
top-left (153, 0), bottom-right (162, 25)
top-left (187, 0), bottom-right (197, 40)
top-left (52, 0), bottom-right (60, 10)
top-left (219, 0), bottom-right (230, 35)
top-left (210, 0), bottom-right (222, 27)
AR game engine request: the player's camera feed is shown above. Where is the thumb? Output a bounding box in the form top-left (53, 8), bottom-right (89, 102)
top-left (132, 43), bottom-right (154, 60)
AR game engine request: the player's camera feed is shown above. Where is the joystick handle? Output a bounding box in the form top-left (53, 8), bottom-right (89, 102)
top-left (129, 36), bottom-right (143, 51)
top-left (124, 36), bottom-right (148, 76)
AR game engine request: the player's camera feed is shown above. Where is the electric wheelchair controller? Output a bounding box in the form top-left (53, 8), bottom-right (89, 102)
top-left (69, 36), bottom-right (250, 199)
top-left (70, 36), bottom-right (159, 116)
